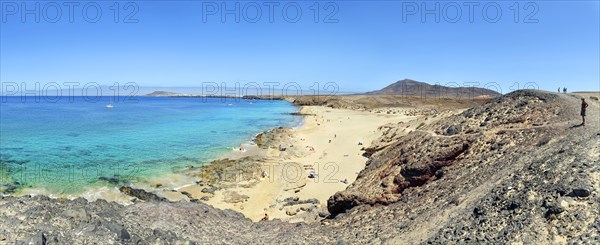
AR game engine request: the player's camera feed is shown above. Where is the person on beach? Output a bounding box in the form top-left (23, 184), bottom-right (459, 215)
top-left (581, 98), bottom-right (588, 126)
top-left (563, 87), bottom-right (567, 93)
top-left (558, 87), bottom-right (561, 93)
top-left (261, 213), bottom-right (269, 221)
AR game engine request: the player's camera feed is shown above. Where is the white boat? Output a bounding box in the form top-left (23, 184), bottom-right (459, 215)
top-left (106, 103), bottom-right (114, 108)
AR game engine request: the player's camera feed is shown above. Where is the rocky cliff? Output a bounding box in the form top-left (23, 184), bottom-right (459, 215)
top-left (327, 90), bottom-right (599, 243)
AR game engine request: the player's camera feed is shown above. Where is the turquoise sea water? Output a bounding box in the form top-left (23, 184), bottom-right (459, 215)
top-left (0, 96), bottom-right (299, 193)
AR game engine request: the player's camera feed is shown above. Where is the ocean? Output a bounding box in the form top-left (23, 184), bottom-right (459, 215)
top-left (0, 96), bottom-right (300, 194)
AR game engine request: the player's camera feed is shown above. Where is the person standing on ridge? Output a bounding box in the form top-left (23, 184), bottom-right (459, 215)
top-left (558, 87), bottom-right (561, 93)
top-left (581, 98), bottom-right (588, 126)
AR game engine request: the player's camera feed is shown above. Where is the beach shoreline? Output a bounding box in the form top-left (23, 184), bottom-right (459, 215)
top-left (163, 105), bottom-right (434, 222)
top-left (7, 103), bottom-right (448, 223)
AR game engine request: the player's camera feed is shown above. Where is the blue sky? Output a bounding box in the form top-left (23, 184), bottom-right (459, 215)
top-left (1, 1), bottom-right (599, 94)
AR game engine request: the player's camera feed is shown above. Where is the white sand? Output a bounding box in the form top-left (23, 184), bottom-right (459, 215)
top-left (195, 106), bottom-right (420, 221)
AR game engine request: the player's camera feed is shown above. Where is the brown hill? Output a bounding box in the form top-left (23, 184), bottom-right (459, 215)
top-left (365, 79), bottom-right (501, 99)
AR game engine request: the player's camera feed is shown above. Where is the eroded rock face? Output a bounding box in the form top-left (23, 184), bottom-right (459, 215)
top-left (328, 90), bottom-right (573, 216)
top-left (329, 131), bottom-right (473, 215)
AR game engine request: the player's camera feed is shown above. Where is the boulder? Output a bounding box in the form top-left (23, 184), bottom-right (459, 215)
top-left (201, 186), bottom-right (218, 194)
top-left (569, 188), bottom-right (592, 198)
top-left (119, 186), bottom-right (167, 202)
top-left (445, 125), bottom-right (462, 136)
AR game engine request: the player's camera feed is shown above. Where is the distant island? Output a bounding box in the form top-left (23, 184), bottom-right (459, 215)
top-left (146, 91), bottom-right (183, 97)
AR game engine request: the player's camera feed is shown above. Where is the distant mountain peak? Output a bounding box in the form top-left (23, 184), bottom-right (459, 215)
top-left (366, 79), bottom-right (501, 98)
top-left (398, 78), bottom-right (422, 84)
top-left (390, 79), bottom-right (429, 87)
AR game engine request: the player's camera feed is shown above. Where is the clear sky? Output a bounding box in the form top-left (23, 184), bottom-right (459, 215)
top-left (1, 1), bottom-right (599, 94)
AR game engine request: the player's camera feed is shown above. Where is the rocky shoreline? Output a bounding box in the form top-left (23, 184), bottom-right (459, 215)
top-left (155, 106), bottom-right (417, 222)
top-left (1, 90), bottom-right (598, 244)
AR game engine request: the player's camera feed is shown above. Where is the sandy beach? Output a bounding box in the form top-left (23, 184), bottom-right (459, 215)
top-left (9, 103), bottom-right (449, 223)
top-left (170, 105), bottom-right (429, 221)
